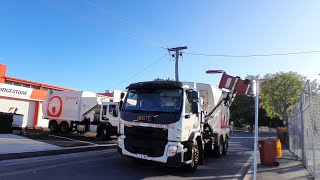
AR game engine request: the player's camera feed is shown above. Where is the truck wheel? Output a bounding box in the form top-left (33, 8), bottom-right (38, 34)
top-left (204, 140), bottom-right (214, 156)
top-left (214, 136), bottom-right (224, 158)
top-left (60, 121), bottom-right (69, 133)
top-left (184, 140), bottom-right (199, 172)
top-left (49, 121), bottom-right (60, 133)
top-left (100, 125), bottom-right (111, 140)
top-left (222, 138), bottom-right (228, 155)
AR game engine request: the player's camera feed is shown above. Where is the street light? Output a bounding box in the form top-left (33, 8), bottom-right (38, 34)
top-left (206, 70), bottom-right (225, 74)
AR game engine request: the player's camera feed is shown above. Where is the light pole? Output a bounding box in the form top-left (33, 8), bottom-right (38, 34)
top-left (252, 75), bottom-right (260, 180)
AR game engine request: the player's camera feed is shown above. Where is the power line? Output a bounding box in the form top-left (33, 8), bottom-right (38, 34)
top-left (85, 0), bottom-right (168, 49)
top-left (108, 54), bottom-right (169, 90)
top-left (48, 0), bottom-right (167, 49)
top-left (183, 50), bottom-right (320, 58)
top-left (87, 0), bottom-right (172, 48)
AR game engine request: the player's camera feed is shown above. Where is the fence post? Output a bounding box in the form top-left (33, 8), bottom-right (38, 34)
top-left (307, 80), bottom-right (316, 178)
top-left (300, 93), bottom-right (306, 167)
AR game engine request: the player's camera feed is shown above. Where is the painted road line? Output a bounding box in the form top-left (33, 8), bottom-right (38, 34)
top-left (61, 143), bottom-right (116, 150)
top-left (232, 152), bottom-right (254, 180)
top-left (48, 134), bottom-right (97, 145)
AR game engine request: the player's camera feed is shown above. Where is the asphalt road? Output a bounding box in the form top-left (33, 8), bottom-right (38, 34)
top-left (22, 129), bottom-right (118, 147)
top-left (0, 132), bottom-right (268, 180)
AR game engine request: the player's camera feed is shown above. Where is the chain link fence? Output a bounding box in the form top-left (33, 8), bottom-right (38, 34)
top-left (288, 80), bottom-right (320, 179)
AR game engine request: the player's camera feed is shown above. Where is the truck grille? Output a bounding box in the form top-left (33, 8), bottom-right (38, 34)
top-left (124, 126), bottom-right (168, 140)
top-left (124, 136), bottom-right (167, 157)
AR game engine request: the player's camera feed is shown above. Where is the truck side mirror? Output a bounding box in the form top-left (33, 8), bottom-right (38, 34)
top-left (120, 92), bottom-right (125, 99)
top-left (119, 100), bottom-right (124, 110)
top-left (191, 91), bottom-right (199, 100)
top-left (113, 109), bottom-right (118, 117)
top-left (191, 102), bottom-right (199, 114)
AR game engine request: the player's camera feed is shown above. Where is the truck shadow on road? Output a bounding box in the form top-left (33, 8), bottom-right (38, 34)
top-left (111, 140), bottom-right (254, 180)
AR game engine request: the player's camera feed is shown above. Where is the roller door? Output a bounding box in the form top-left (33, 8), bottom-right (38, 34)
top-left (37, 102), bottom-right (49, 128)
top-left (0, 98), bottom-right (35, 128)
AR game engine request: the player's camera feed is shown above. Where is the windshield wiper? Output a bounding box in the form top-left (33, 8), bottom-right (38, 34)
top-left (124, 109), bottom-right (142, 113)
top-left (144, 110), bottom-right (178, 114)
top-left (124, 109), bottom-right (178, 114)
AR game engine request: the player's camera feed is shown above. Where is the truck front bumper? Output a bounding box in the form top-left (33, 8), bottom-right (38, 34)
top-left (117, 136), bottom-right (192, 167)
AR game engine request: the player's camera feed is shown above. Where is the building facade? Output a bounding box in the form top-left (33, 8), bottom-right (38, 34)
top-left (0, 64), bottom-right (73, 128)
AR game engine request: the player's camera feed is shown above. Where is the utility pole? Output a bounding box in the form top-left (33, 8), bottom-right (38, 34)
top-left (168, 46), bottom-right (187, 81)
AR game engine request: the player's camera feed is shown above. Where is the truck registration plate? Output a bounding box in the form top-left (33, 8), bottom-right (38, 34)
top-left (136, 154), bottom-right (148, 160)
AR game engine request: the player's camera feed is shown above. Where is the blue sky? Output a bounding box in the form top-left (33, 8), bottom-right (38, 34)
top-left (0, 0), bottom-right (319, 92)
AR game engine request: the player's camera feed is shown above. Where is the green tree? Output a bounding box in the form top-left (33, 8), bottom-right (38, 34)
top-left (230, 94), bottom-right (255, 127)
top-left (260, 71), bottom-right (305, 120)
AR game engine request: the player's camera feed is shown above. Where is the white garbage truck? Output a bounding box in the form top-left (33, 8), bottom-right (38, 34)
top-left (42, 91), bottom-right (120, 139)
top-left (117, 73), bottom-right (249, 171)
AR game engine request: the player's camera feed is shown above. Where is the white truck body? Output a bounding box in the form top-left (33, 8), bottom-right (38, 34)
top-left (42, 91), bottom-right (120, 139)
top-left (184, 82), bottom-right (230, 134)
top-left (43, 91), bottom-right (107, 121)
top-left (117, 80), bottom-right (236, 171)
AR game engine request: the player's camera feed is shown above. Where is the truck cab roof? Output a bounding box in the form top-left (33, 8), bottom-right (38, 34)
top-left (127, 81), bottom-right (184, 90)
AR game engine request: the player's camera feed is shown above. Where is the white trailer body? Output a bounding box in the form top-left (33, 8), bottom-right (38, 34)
top-left (42, 91), bottom-right (119, 139)
top-left (43, 91), bottom-right (106, 121)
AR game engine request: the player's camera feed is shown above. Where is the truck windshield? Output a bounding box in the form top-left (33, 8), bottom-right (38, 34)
top-left (123, 89), bottom-right (183, 113)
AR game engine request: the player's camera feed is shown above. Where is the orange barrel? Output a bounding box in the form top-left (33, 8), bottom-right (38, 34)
top-left (276, 139), bottom-right (282, 157)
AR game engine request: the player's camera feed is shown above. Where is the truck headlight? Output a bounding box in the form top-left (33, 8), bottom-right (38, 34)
top-left (117, 137), bottom-right (122, 148)
top-left (167, 145), bottom-right (178, 157)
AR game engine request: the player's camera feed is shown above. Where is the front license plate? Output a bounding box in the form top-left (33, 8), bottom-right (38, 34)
top-left (136, 154), bottom-right (148, 160)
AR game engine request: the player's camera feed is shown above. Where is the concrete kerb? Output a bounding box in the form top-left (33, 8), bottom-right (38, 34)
top-left (243, 164), bottom-right (254, 180)
top-left (243, 151), bottom-right (258, 180)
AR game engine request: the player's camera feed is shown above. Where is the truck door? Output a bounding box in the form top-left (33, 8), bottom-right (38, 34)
top-left (182, 91), bottom-right (199, 141)
top-left (101, 102), bottom-right (119, 128)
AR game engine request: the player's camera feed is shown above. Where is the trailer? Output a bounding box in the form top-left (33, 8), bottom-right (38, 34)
top-left (117, 73), bottom-right (249, 171)
top-left (42, 91), bottom-right (120, 140)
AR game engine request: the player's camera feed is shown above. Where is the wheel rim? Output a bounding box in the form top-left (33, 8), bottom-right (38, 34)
top-left (61, 124), bottom-right (68, 132)
top-left (102, 129), bottom-right (106, 136)
top-left (51, 123), bottom-right (57, 131)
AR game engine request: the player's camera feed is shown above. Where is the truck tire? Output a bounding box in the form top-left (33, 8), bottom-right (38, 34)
top-left (49, 121), bottom-right (60, 133)
top-left (214, 136), bottom-right (224, 158)
top-left (184, 140), bottom-right (199, 172)
top-left (99, 125), bottom-right (110, 140)
top-left (204, 140), bottom-right (214, 156)
top-left (60, 121), bottom-right (69, 133)
top-left (222, 137), bottom-right (228, 155)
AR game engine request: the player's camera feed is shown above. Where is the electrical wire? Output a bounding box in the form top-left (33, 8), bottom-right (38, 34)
top-left (183, 50), bottom-right (320, 58)
top-left (85, 0), bottom-right (168, 49)
top-left (108, 54), bottom-right (169, 90)
top-left (47, 0), bottom-right (167, 49)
